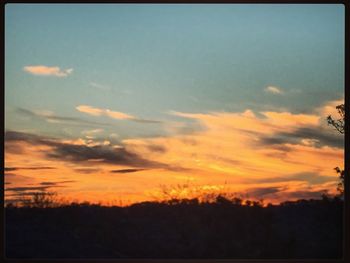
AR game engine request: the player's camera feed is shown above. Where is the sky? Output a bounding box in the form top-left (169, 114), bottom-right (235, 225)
top-left (4, 4), bottom-right (345, 205)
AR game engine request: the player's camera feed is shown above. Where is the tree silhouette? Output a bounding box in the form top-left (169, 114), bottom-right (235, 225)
top-left (327, 104), bottom-right (345, 134)
top-left (327, 103), bottom-right (345, 196)
top-left (18, 191), bottom-right (58, 208)
top-left (334, 167), bottom-right (345, 196)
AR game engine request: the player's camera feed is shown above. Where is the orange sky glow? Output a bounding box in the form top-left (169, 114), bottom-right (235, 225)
top-left (5, 99), bottom-right (343, 206)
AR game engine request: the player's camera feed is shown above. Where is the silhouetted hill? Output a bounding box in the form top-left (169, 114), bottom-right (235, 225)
top-left (5, 197), bottom-right (343, 259)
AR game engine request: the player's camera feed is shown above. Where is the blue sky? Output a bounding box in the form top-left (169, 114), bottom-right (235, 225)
top-left (5, 4), bottom-right (344, 138)
top-left (4, 4), bottom-right (345, 204)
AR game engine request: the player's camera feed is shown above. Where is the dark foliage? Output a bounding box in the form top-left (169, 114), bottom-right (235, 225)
top-left (5, 197), bottom-right (343, 259)
top-left (327, 104), bottom-right (345, 134)
top-left (327, 103), bottom-right (345, 196)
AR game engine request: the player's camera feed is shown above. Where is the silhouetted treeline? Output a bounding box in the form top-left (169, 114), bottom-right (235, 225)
top-left (5, 196), bottom-right (343, 259)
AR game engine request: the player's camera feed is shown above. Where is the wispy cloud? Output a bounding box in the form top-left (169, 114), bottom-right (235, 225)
top-left (76, 105), bottom-right (134, 119)
top-left (16, 107), bottom-right (110, 127)
top-left (251, 172), bottom-right (337, 185)
top-left (111, 169), bottom-right (146, 174)
top-left (6, 186), bottom-right (60, 192)
top-left (245, 186), bottom-right (283, 197)
top-left (259, 127), bottom-right (343, 149)
top-left (23, 65), bottom-right (73, 77)
top-left (5, 166), bottom-right (55, 172)
top-left (76, 105), bottom-right (162, 124)
top-left (264, 86), bottom-right (283, 94)
top-left (39, 180), bottom-right (75, 186)
top-left (5, 181), bottom-right (74, 196)
top-left (74, 168), bottom-right (101, 174)
top-left (89, 82), bottom-right (110, 90)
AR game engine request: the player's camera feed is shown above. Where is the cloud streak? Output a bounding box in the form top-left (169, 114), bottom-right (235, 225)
top-left (111, 169), bottom-right (146, 174)
top-left (23, 65), bottom-right (73, 77)
top-left (89, 82), bottom-right (110, 90)
top-left (76, 105), bottom-right (161, 124)
top-left (6, 186), bottom-right (58, 192)
top-left (246, 186), bottom-right (283, 197)
top-left (252, 172), bottom-right (337, 185)
top-left (5, 181), bottom-right (73, 197)
top-left (39, 180), bottom-right (76, 186)
top-left (5, 166), bottom-right (55, 172)
top-left (16, 107), bottom-right (111, 127)
top-left (259, 127), bottom-right (343, 149)
top-left (74, 168), bottom-right (101, 174)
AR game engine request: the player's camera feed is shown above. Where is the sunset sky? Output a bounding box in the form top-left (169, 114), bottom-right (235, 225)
top-left (5, 4), bottom-right (344, 205)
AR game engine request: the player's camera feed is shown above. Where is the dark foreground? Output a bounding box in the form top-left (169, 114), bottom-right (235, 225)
top-left (5, 197), bottom-right (343, 259)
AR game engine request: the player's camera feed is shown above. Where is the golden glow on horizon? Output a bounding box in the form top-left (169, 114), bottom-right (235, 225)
top-left (5, 99), bottom-right (343, 205)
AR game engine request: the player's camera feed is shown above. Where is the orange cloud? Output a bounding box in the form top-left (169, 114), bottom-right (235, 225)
top-left (123, 105), bottom-right (343, 203)
top-left (260, 111), bottom-right (320, 126)
top-left (23, 65), bottom-right (73, 77)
